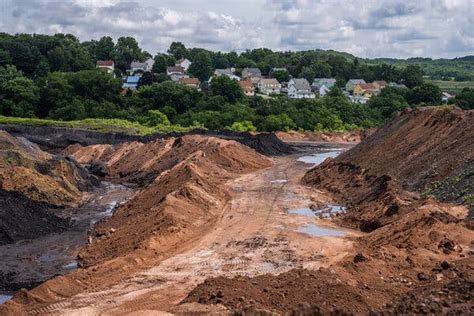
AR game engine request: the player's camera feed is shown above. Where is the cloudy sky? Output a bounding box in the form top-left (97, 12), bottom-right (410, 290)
top-left (0, 0), bottom-right (473, 58)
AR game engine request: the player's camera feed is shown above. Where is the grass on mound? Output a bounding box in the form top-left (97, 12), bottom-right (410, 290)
top-left (0, 116), bottom-right (198, 136)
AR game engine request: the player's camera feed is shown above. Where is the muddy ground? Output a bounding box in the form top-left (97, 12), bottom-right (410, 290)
top-left (0, 183), bottom-right (134, 293)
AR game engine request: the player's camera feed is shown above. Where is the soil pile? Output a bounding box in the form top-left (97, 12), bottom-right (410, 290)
top-left (183, 107), bottom-right (473, 314)
top-left (68, 136), bottom-right (271, 265)
top-left (0, 131), bottom-right (95, 207)
top-left (0, 189), bottom-right (69, 245)
top-left (333, 106), bottom-right (474, 210)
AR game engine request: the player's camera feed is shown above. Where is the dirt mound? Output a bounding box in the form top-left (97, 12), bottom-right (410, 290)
top-left (183, 268), bottom-right (372, 314)
top-left (64, 135), bottom-right (272, 185)
top-left (335, 106), bottom-right (474, 210)
top-left (0, 131), bottom-right (96, 207)
top-left (70, 136), bottom-right (271, 266)
top-left (276, 130), bottom-right (371, 143)
top-left (0, 189), bottom-right (70, 245)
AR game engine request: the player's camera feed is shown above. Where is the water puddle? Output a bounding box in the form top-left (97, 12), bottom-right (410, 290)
top-left (298, 150), bottom-right (345, 167)
top-left (296, 224), bottom-right (345, 237)
top-left (270, 179), bottom-right (288, 184)
top-left (63, 261), bottom-right (79, 270)
top-left (0, 294), bottom-right (13, 304)
top-left (288, 205), bottom-right (346, 218)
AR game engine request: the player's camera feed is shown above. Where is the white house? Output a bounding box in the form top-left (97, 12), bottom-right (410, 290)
top-left (319, 84), bottom-right (331, 97)
top-left (167, 66), bottom-right (186, 81)
top-left (442, 92), bottom-right (454, 103)
top-left (346, 79), bottom-right (366, 92)
top-left (96, 60), bottom-right (115, 75)
top-left (288, 78), bottom-right (315, 99)
top-left (213, 68), bottom-right (241, 81)
top-left (176, 58), bottom-right (192, 71)
top-left (258, 78), bottom-right (281, 95)
top-left (312, 78), bottom-right (336, 92)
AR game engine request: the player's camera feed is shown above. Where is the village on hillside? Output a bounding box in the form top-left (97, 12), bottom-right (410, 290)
top-left (96, 58), bottom-right (454, 104)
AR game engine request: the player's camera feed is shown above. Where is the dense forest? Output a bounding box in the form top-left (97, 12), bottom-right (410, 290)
top-left (0, 33), bottom-right (472, 133)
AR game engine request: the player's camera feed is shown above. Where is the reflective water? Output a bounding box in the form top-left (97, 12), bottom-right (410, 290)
top-left (298, 150), bottom-right (344, 166)
top-left (288, 205), bottom-right (346, 218)
top-left (0, 294), bottom-right (13, 304)
top-left (296, 223), bottom-right (345, 237)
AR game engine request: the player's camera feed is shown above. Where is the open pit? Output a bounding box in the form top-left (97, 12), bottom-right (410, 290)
top-left (1, 107), bottom-right (473, 315)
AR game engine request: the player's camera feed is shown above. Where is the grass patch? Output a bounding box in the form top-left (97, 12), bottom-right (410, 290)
top-left (0, 116), bottom-right (200, 136)
top-left (426, 80), bottom-right (474, 94)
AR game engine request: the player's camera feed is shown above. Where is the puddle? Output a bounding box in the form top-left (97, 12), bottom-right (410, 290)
top-left (296, 224), bottom-right (345, 237)
top-left (298, 150), bottom-right (344, 167)
top-left (270, 179), bottom-right (288, 184)
top-left (288, 208), bottom-right (315, 217)
top-left (63, 261), bottom-right (79, 270)
top-left (102, 201), bottom-right (118, 216)
top-left (288, 205), bottom-right (346, 218)
top-left (0, 294), bottom-right (13, 304)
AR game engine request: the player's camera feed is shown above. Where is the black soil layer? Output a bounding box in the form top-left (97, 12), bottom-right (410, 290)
top-left (0, 125), bottom-right (294, 156)
top-left (0, 189), bottom-right (70, 245)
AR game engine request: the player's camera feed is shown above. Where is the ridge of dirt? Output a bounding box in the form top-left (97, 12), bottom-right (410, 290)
top-left (335, 106), bottom-right (474, 211)
top-left (182, 107), bottom-right (474, 314)
top-left (0, 136), bottom-right (271, 314)
top-left (0, 131), bottom-right (97, 207)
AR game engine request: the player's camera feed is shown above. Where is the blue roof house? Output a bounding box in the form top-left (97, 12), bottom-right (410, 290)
top-left (122, 76), bottom-right (140, 90)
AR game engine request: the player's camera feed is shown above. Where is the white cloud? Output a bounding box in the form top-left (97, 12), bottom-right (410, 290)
top-left (1, 0), bottom-right (473, 58)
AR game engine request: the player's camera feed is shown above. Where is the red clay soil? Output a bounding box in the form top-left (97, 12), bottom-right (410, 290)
top-left (0, 136), bottom-right (271, 315)
top-left (183, 107), bottom-right (474, 314)
top-left (0, 130), bottom-right (94, 207)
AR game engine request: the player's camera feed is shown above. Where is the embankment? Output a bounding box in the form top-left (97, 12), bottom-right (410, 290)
top-left (0, 124), bottom-right (293, 156)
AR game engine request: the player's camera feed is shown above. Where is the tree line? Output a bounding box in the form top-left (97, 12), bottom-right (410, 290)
top-left (0, 33), bottom-right (472, 133)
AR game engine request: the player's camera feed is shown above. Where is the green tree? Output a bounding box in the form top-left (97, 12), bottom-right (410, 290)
top-left (188, 51), bottom-right (213, 81)
top-left (209, 75), bottom-right (244, 103)
top-left (142, 109), bottom-right (171, 127)
top-left (401, 65), bottom-right (424, 88)
top-left (227, 120), bottom-right (256, 132)
top-left (96, 36), bottom-right (115, 60)
top-left (272, 70), bottom-right (289, 83)
top-left (0, 49), bottom-right (12, 67)
top-left (168, 42), bottom-right (187, 60)
top-left (114, 37), bottom-right (143, 71)
top-left (1, 77), bottom-right (39, 117)
top-left (261, 114), bottom-right (296, 132)
top-left (451, 88), bottom-right (474, 110)
top-left (152, 53), bottom-right (168, 73)
top-left (408, 83), bottom-right (442, 104)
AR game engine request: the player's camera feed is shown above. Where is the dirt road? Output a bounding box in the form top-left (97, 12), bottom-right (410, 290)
top-left (27, 149), bottom-right (360, 315)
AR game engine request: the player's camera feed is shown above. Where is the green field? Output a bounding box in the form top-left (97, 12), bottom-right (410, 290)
top-left (426, 80), bottom-right (474, 94)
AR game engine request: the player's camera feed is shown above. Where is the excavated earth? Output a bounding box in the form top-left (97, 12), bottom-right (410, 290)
top-left (1, 106), bottom-right (473, 315)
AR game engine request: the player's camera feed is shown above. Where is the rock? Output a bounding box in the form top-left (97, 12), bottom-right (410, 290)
top-left (353, 253), bottom-right (368, 263)
top-left (440, 261), bottom-right (451, 270)
top-left (417, 272), bottom-right (430, 281)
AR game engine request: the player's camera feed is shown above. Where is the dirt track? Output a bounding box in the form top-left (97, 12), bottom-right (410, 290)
top-left (23, 150), bottom-right (359, 315)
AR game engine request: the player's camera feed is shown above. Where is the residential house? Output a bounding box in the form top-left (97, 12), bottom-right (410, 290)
top-left (349, 95), bottom-right (370, 104)
top-left (442, 92), bottom-right (454, 103)
top-left (312, 78), bottom-right (336, 96)
top-left (122, 76), bottom-right (140, 90)
top-left (96, 60), bottom-right (115, 75)
top-left (346, 79), bottom-right (366, 93)
top-left (372, 80), bottom-right (388, 90)
top-left (179, 77), bottom-right (201, 90)
top-left (213, 68), bottom-right (241, 81)
top-left (242, 68), bottom-right (262, 85)
top-left (239, 80), bottom-right (255, 96)
top-left (258, 78), bottom-right (281, 95)
top-left (353, 83), bottom-right (379, 98)
top-left (167, 66), bottom-right (186, 82)
top-left (129, 58), bottom-right (155, 74)
top-left (176, 58), bottom-right (192, 71)
top-left (288, 78), bottom-right (315, 99)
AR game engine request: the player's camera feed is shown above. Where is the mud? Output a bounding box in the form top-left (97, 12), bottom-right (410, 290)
top-left (0, 183), bottom-right (134, 292)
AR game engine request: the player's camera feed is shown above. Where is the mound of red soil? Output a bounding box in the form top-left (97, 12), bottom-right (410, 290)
top-left (0, 131), bottom-right (96, 207)
top-left (69, 136), bottom-right (271, 266)
top-left (184, 268), bottom-right (372, 314)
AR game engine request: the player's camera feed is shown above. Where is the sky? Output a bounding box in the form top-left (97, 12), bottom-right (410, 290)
top-left (0, 0), bottom-right (473, 59)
